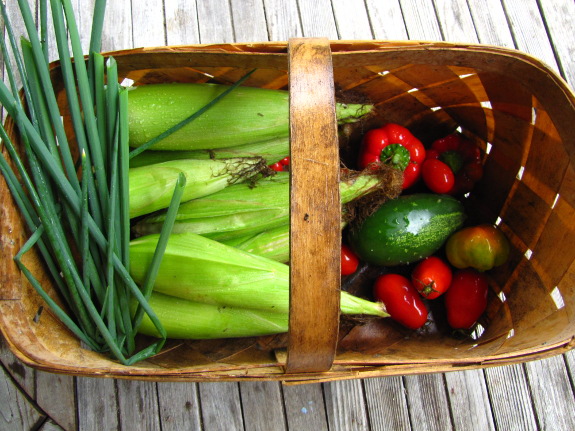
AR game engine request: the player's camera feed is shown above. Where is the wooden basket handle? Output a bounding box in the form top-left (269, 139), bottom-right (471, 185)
top-left (286, 38), bottom-right (341, 373)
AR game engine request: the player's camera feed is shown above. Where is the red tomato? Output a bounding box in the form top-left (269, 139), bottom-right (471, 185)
top-left (411, 256), bottom-right (453, 299)
top-left (373, 274), bottom-right (428, 329)
top-left (422, 158), bottom-right (455, 194)
top-left (341, 244), bottom-right (359, 276)
top-left (444, 269), bottom-right (489, 329)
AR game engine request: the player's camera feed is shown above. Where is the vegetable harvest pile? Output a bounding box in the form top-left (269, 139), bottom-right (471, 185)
top-left (0, 1), bottom-right (511, 365)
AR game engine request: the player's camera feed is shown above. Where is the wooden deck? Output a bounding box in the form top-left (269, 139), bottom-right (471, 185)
top-left (1, 0), bottom-right (575, 430)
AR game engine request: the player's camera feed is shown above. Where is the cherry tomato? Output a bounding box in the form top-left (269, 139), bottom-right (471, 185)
top-left (422, 158), bottom-right (455, 194)
top-left (411, 256), bottom-right (453, 300)
top-left (341, 244), bottom-right (359, 276)
top-left (444, 268), bottom-right (489, 329)
top-left (373, 274), bottom-right (428, 329)
top-left (268, 157), bottom-right (290, 172)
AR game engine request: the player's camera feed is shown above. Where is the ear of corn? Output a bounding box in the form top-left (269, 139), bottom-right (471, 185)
top-left (127, 82), bottom-right (373, 151)
top-left (134, 292), bottom-right (289, 339)
top-left (134, 170), bottom-right (385, 240)
top-left (129, 136), bottom-right (290, 169)
top-left (221, 223), bottom-right (291, 263)
top-left (128, 157), bottom-right (267, 218)
top-left (129, 232), bottom-right (389, 319)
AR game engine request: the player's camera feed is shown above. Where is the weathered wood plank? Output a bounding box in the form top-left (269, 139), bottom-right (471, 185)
top-left (0, 364), bottom-right (45, 431)
top-left (130, 0), bottom-right (165, 48)
top-left (538, 0), bottom-right (575, 86)
top-left (38, 418), bottom-right (66, 431)
top-left (116, 380), bottom-right (161, 431)
top-left (297, 0), bottom-right (338, 39)
top-left (164, 0), bottom-right (201, 45)
top-left (444, 369), bottom-right (495, 431)
top-left (331, 0), bottom-right (373, 39)
top-left (483, 364), bottom-right (538, 431)
top-left (76, 377), bottom-right (119, 431)
top-left (500, 0), bottom-right (559, 71)
top-left (100, 0), bottom-right (132, 52)
top-left (398, 0), bottom-right (442, 40)
top-left (196, 0), bottom-right (235, 44)
top-left (35, 370), bottom-right (76, 431)
top-left (364, 0), bottom-right (409, 40)
top-left (0, 336), bottom-right (35, 399)
top-left (466, 0), bottom-right (515, 47)
top-left (403, 374), bottom-right (453, 431)
top-left (230, 0), bottom-right (269, 42)
top-left (363, 376), bottom-right (411, 431)
top-left (524, 355), bottom-right (575, 430)
top-left (156, 382), bottom-right (202, 431)
top-left (262, 0), bottom-right (303, 41)
top-left (198, 382), bottom-right (244, 431)
top-left (240, 381), bottom-right (287, 431)
top-left (323, 379), bottom-right (369, 431)
top-left (432, 0), bottom-right (479, 43)
top-left (282, 383), bottom-right (329, 430)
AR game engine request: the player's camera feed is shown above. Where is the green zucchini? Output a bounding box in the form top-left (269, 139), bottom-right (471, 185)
top-left (347, 193), bottom-right (465, 266)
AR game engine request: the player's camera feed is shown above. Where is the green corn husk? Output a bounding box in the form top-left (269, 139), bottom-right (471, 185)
top-left (129, 157), bottom-right (267, 218)
top-left (134, 169), bottom-right (388, 240)
top-left (127, 82), bottom-right (373, 151)
top-left (135, 292), bottom-right (289, 339)
top-left (129, 136), bottom-right (290, 169)
top-left (221, 220), bottom-right (348, 263)
top-left (129, 232), bottom-right (389, 318)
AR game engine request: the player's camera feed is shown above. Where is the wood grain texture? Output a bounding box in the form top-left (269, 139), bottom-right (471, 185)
top-left (444, 369), bottom-right (495, 431)
top-left (466, 0), bottom-right (515, 47)
top-left (197, 0), bottom-right (235, 43)
top-left (35, 370), bottom-right (76, 431)
top-left (240, 381), bottom-right (287, 431)
top-left (117, 380), bottom-right (160, 431)
top-left (484, 364), bottom-right (538, 431)
top-left (282, 383), bottom-right (329, 430)
top-left (365, 0), bottom-right (409, 40)
top-left (76, 377), bottom-right (119, 431)
top-left (524, 355), bottom-right (575, 430)
top-left (363, 377), bottom-right (411, 431)
top-left (0, 364), bottom-right (45, 431)
top-left (331, 0), bottom-right (373, 39)
top-left (324, 379), bottom-right (369, 431)
top-left (157, 382), bottom-right (202, 431)
top-left (262, 0), bottom-right (303, 40)
top-left (198, 382), bottom-right (244, 431)
top-left (399, 0), bottom-right (443, 40)
top-left (403, 374), bottom-right (453, 431)
top-left (130, 0), bottom-right (166, 48)
top-left (230, 0), bottom-right (269, 42)
top-left (164, 0), bottom-right (201, 45)
top-left (433, 0), bottom-right (479, 43)
top-left (297, 0), bottom-right (338, 39)
top-left (287, 37), bottom-right (340, 373)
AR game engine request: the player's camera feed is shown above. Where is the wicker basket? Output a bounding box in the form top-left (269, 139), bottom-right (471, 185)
top-left (1, 39), bottom-right (574, 384)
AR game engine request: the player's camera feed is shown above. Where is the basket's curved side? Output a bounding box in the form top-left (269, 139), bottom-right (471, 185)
top-left (286, 38), bottom-right (341, 373)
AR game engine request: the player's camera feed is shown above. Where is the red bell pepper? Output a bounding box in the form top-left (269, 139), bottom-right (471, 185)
top-left (424, 133), bottom-right (483, 195)
top-left (358, 123), bottom-right (426, 189)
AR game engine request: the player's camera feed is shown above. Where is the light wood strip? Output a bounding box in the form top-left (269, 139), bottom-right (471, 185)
top-left (76, 377), bottom-right (119, 431)
top-left (157, 381), bottom-right (202, 430)
top-left (130, 0), bottom-right (166, 48)
top-left (403, 374), bottom-right (454, 431)
top-left (262, 0), bottom-right (303, 41)
top-left (240, 381), bottom-right (287, 431)
top-left (399, 0), bottom-right (443, 40)
top-left (198, 382), bottom-right (244, 431)
top-left (282, 383), bottom-right (329, 430)
top-left (331, 0), bottom-right (373, 39)
top-left (444, 369), bottom-right (496, 431)
top-left (0, 336), bottom-right (35, 399)
top-left (100, 0), bottom-right (132, 52)
top-left (363, 377), bottom-right (411, 431)
top-left (196, 0), bottom-right (235, 44)
top-left (466, 0), bottom-right (515, 48)
top-left (433, 0), bottom-right (479, 43)
top-left (0, 364), bottom-right (45, 431)
top-left (483, 364), bottom-right (538, 431)
top-left (116, 380), bottom-right (161, 431)
top-left (524, 355), bottom-right (575, 430)
top-left (164, 0), bottom-right (201, 45)
top-left (324, 380), bottom-right (369, 431)
top-left (230, 0), bottom-right (269, 42)
top-left (35, 370), bottom-right (76, 431)
top-left (364, 0), bottom-right (409, 40)
top-left (538, 0), bottom-right (575, 86)
top-left (297, 0), bottom-right (338, 39)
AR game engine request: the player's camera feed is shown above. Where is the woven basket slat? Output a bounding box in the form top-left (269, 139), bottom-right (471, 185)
top-left (1, 40), bottom-right (574, 382)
